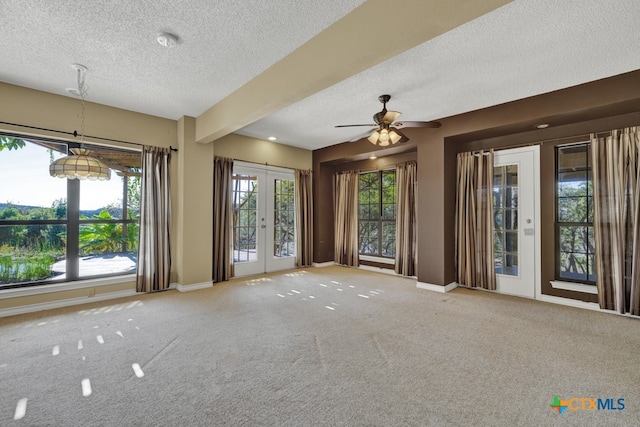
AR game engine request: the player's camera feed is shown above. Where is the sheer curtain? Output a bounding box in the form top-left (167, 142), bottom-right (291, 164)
top-left (395, 161), bottom-right (417, 276)
top-left (136, 146), bottom-right (172, 293)
top-left (334, 171), bottom-right (359, 266)
top-left (295, 169), bottom-right (313, 267)
top-left (213, 156), bottom-right (234, 282)
top-left (592, 127), bottom-right (640, 315)
top-left (455, 150), bottom-right (495, 289)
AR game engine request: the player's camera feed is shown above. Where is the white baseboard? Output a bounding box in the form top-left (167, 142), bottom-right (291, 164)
top-left (174, 281), bottom-right (213, 292)
top-left (0, 289), bottom-right (138, 318)
top-left (358, 264), bottom-right (402, 277)
top-left (416, 281), bottom-right (459, 293)
top-left (537, 294), bottom-right (600, 311)
top-left (312, 261), bottom-right (336, 268)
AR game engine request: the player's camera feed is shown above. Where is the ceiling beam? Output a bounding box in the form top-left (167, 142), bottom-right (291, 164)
top-left (195, 0), bottom-right (513, 144)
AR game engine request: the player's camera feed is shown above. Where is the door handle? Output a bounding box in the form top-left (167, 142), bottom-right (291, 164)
top-left (261, 225), bottom-right (266, 229)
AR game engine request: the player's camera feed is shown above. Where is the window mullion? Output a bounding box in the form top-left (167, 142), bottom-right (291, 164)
top-left (66, 179), bottom-right (80, 280)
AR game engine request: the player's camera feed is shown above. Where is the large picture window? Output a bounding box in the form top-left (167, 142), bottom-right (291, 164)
top-left (358, 170), bottom-right (396, 258)
top-left (0, 135), bottom-right (140, 288)
top-left (555, 143), bottom-right (595, 284)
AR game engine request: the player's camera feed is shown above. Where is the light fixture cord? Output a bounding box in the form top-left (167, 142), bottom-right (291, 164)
top-left (77, 67), bottom-right (88, 144)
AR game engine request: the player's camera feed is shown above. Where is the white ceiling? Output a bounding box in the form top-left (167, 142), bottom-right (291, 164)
top-left (1, 0), bottom-right (639, 151)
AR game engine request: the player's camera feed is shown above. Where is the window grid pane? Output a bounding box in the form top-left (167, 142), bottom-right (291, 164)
top-left (232, 174), bottom-right (258, 263)
top-left (493, 165), bottom-right (519, 276)
top-left (358, 170), bottom-right (395, 258)
top-left (555, 144), bottom-right (595, 283)
top-left (273, 179), bottom-right (295, 257)
top-left (0, 137), bottom-right (140, 287)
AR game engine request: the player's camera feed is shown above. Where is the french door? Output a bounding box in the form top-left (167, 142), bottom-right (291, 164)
top-left (493, 146), bottom-right (540, 298)
top-left (232, 163), bottom-right (296, 277)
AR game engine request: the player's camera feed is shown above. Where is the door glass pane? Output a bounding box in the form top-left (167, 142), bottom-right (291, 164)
top-left (493, 165), bottom-right (519, 276)
top-left (273, 179), bottom-right (295, 257)
top-left (232, 174), bottom-right (258, 263)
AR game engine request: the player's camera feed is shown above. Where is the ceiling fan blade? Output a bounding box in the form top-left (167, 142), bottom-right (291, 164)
top-left (349, 129), bottom-right (375, 142)
top-left (335, 123), bottom-right (376, 128)
top-left (382, 110), bottom-right (401, 124)
top-left (395, 120), bottom-right (442, 128)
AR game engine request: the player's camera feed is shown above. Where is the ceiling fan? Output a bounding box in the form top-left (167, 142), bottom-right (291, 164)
top-left (335, 94), bottom-right (441, 146)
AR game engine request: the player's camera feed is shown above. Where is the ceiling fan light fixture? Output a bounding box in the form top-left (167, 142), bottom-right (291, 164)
top-left (368, 130), bottom-right (380, 145)
top-left (389, 129), bottom-right (402, 144)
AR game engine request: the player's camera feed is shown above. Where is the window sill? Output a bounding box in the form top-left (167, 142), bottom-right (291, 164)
top-left (550, 280), bottom-right (597, 295)
top-left (359, 255), bottom-right (395, 265)
top-left (0, 274), bottom-right (137, 299)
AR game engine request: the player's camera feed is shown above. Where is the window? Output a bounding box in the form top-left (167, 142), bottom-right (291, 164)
top-left (358, 170), bottom-right (396, 258)
top-left (555, 143), bottom-right (595, 283)
top-left (232, 173), bottom-right (257, 262)
top-left (273, 179), bottom-right (295, 257)
top-left (0, 135), bottom-right (140, 288)
top-left (493, 164), bottom-right (518, 276)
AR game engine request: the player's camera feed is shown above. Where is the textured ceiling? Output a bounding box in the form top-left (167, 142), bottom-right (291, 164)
top-left (1, 0), bottom-right (639, 151)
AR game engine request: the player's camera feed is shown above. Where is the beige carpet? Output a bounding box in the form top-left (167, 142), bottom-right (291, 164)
top-left (0, 266), bottom-right (638, 426)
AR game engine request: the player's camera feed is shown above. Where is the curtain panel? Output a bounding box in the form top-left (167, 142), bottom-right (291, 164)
top-left (334, 171), bottom-right (359, 266)
top-left (395, 161), bottom-right (417, 276)
top-left (295, 169), bottom-right (313, 267)
top-left (455, 150), bottom-right (495, 290)
top-left (213, 156), bottom-right (234, 282)
top-left (591, 127), bottom-right (640, 315)
top-left (136, 146), bottom-right (172, 293)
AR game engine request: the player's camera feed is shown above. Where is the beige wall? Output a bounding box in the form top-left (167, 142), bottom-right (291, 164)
top-left (0, 83), bottom-right (178, 312)
top-left (213, 133), bottom-right (312, 171)
top-left (0, 83), bottom-right (313, 315)
top-left (175, 117), bottom-right (214, 286)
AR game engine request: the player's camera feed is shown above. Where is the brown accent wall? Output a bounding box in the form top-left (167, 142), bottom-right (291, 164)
top-left (314, 69), bottom-right (640, 300)
top-left (456, 112), bottom-right (640, 302)
top-left (312, 142), bottom-right (418, 263)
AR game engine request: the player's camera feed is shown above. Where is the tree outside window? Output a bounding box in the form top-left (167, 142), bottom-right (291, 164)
top-left (556, 144), bottom-right (596, 283)
top-left (358, 170), bottom-right (396, 258)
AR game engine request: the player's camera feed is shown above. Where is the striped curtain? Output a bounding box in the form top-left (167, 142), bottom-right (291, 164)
top-left (592, 127), bottom-right (640, 315)
top-left (334, 171), bottom-right (359, 266)
top-left (395, 161), bottom-right (417, 276)
top-left (295, 169), bottom-right (313, 267)
top-left (212, 156), bottom-right (234, 282)
top-left (136, 146), bottom-right (172, 293)
top-left (455, 150), bottom-right (495, 289)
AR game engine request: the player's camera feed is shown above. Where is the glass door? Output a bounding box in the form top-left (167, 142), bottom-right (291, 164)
top-left (232, 164), bottom-right (296, 277)
top-left (493, 146), bottom-right (539, 298)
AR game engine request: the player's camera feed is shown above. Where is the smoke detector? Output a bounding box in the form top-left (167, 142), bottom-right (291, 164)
top-left (156, 32), bottom-right (179, 48)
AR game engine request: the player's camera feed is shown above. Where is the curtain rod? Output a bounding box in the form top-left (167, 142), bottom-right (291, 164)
top-left (229, 158), bottom-right (298, 171)
top-left (0, 120), bottom-right (178, 152)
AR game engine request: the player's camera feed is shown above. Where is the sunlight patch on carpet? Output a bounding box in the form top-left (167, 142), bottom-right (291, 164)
top-left (14, 398), bottom-right (27, 420)
top-left (132, 363), bottom-right (145, 378)
top-left (81, 379), bottom-right (92, 397)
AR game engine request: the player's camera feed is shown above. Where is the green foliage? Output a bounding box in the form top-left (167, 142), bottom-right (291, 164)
top-left (0, 137), bottom-right (26, 151)
top-left (0, 245), bottom-right (58, 284)
top-left (79, 210), bottom-right (138, 255)
top-left (358, 171), bottom-right (396, 257)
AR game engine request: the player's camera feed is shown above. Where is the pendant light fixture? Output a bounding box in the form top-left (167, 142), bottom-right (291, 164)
top-left (50, 64), bottom-right (111, 181)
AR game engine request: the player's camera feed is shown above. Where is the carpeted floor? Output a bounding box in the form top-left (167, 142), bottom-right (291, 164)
top-left (1, 266), bottom-right (638, 426)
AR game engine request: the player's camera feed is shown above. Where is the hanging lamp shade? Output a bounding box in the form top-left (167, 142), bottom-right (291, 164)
top-left (49, 148), bottom-right (111, 181)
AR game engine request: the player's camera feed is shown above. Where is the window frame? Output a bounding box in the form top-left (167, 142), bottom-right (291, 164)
top-left (357, 169), bottom-right (396, 259)
top-left (554, 142), bottom-right (596, 285)
top-left (0, 134), bottom-right (140, 290)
